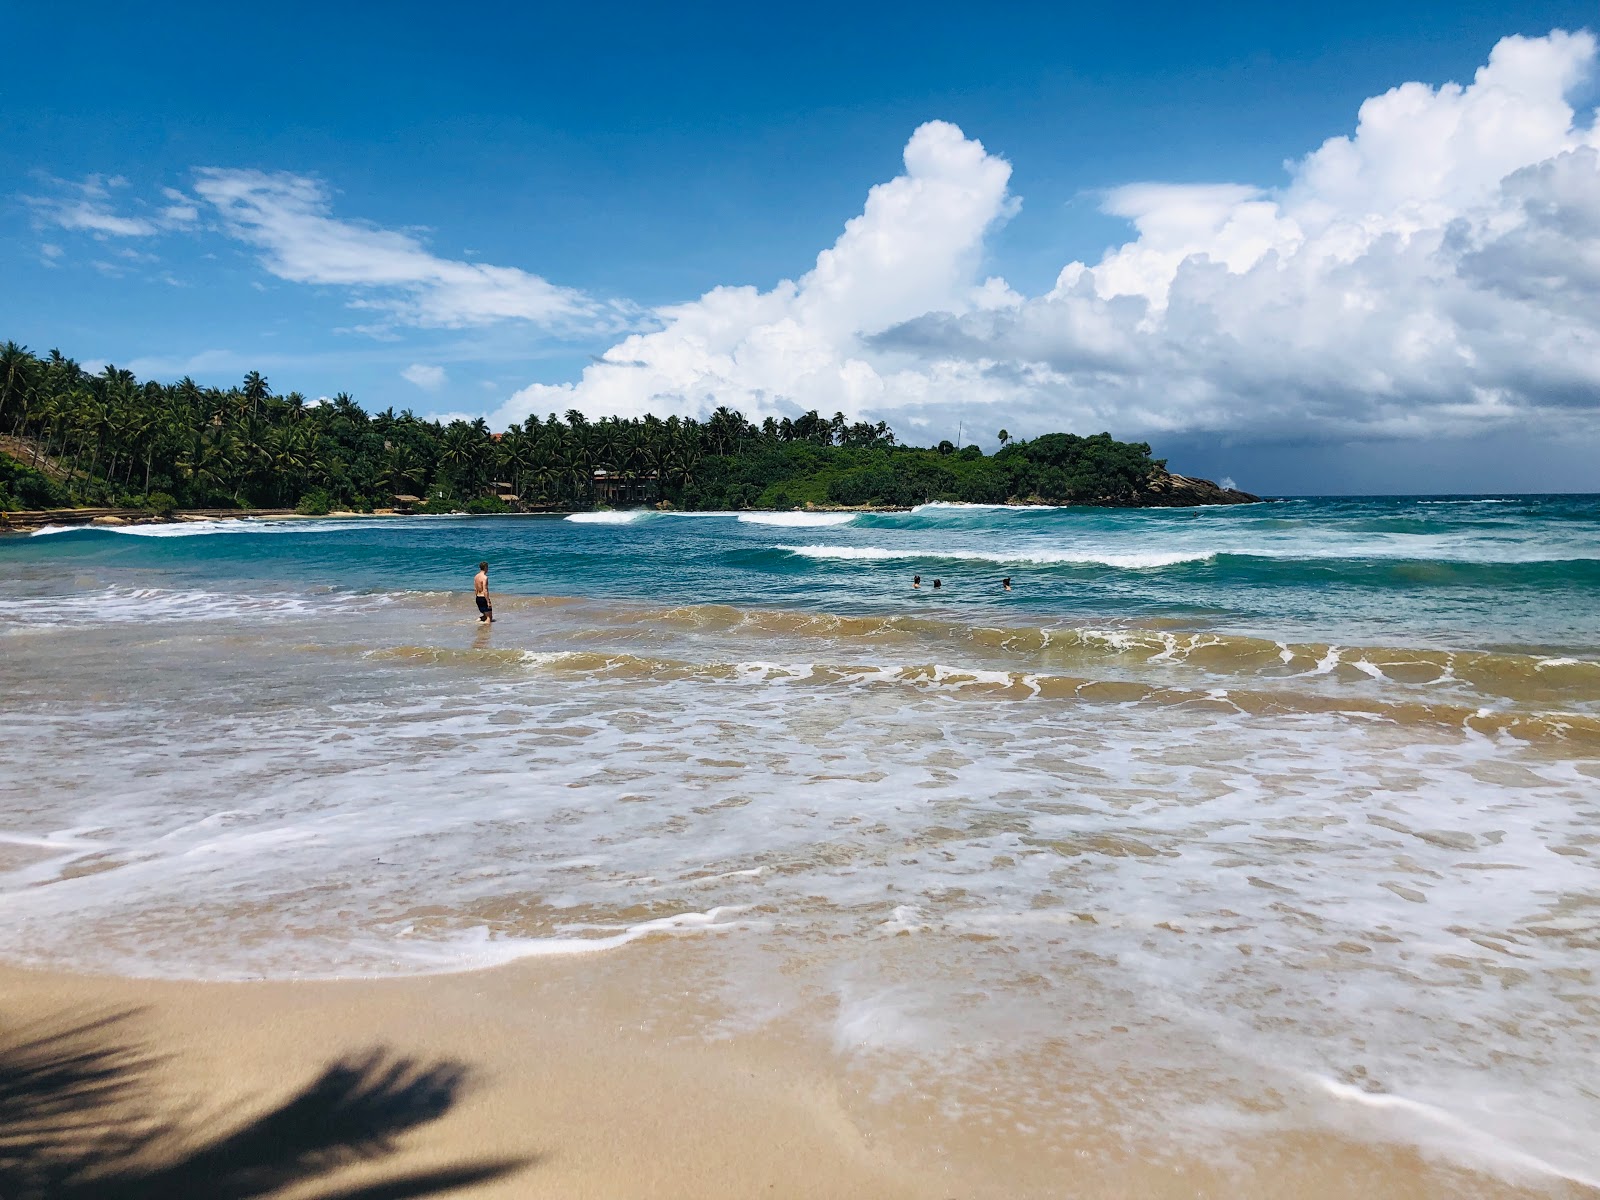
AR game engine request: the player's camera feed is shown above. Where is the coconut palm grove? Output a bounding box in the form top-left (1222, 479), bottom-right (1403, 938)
top-left (0, 341), bottom-right (1180, 515)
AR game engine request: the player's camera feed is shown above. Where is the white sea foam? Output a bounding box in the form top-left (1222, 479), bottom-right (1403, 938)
top-left (0, 585), bottom-right (336, 627)
top-left (4, 647), bottom-right (1594, 1179)
top-left (348, 907), bottom-right (751, 978)
top-left (737, 511), bottom-right (857, 527)
top-left (565, 510), bottom-right (651, 524)
top-left (1309, 1076), bottom-right (1600, 1189)
top-left (906, 501), bottom-right (1070, 514)
top-left (29, 517), bottom-right (386, 538)
top-left (779, 544), bottom-right (1213, 568)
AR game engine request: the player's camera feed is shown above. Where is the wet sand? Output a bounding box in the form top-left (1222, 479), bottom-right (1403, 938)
top-left (5, 952), bottom-right (1594, 1200)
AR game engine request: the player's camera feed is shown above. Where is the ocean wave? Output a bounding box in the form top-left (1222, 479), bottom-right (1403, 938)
top-left (0, 585), bottom-right (361, 627)
top-left (777, 544), bottom-right (1213, 568)
top-left (565, 510), bottom-right (653, 524)
top-left (480, 600), bottom-right (1600, 705)
top-left (910, 501), bottom-right (1030, 513)
top-left (324, 640), bottom-right (1600, 745)
top-left (361, 907), bottom-right (752, 977)
top-left (737, 512), bottom-right (858, 527)
top-left (1310, 1074), bottom-right (1600, 1191)
top-left (29, 517), bottom-right (385, 538)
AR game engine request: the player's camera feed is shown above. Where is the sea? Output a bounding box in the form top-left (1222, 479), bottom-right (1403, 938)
top-left (2, 495), bottom-right (1598, 1194)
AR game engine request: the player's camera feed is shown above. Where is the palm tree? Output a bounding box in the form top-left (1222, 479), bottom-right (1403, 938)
top-left (384, 443), bottom-right (424, 497)
top-left (0, 341), bottom-right (32, 431)
top-left (28, 392), bottom-right (58, 468)
top-left (436, 422), bottom-right (477, 496)
top-left (528, 455), bottom-right (562, 502)
top-left (176, 424), bottom-right (238, 503)
top-left (63, 394), bottom-right (105, 498)
top-left (242, 370), bottom-right (270, 419)
top-left (590, 420), bottom-right (623, 473)
top-left (665, 439), bottom-right (700, 497)
top-left (496, 431), bottom-right (534, 499)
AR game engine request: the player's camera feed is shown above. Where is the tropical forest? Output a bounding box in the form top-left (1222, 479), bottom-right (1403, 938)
top-left (0, 340), bottom-right (1185, 516)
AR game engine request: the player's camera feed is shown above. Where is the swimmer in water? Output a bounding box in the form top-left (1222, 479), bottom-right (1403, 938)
top-left (913, 575), bottom-right (921, 589)
top-left (932, 579), bottom-right (942, 590)
top-left (1002, 577), bottom-right (1012, 592)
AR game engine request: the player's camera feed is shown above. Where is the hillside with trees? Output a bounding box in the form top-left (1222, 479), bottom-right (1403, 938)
top-left (0, 341), bottom-right (1253, 515)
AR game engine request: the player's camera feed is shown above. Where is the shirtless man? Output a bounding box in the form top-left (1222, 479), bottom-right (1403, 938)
top-left (474, 561), bottom-right (493, 623)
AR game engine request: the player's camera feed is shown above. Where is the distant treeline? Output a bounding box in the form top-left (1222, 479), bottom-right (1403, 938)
top-left (0, 341), bottom-right (1166, 513)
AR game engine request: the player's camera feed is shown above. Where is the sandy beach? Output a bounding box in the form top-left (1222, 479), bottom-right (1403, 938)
top-left (0, 954), bottom-right (930, 1200)
top-left (7, 950), bottom-right (1594, 1200)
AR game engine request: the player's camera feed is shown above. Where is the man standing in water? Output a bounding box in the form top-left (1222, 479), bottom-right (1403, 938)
top-left (474, 561), bottom-right (493, 623)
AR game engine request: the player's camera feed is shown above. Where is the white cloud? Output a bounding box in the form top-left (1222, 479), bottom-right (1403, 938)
top-left (191, 169), bottom-right (621, 333)
top-left (25, 174), bottom-right (196, 238)
top-left (401, 363), bottom-right (448, 390)
top-left (494, 120), bottom-right (1016, 427)
top-left (159, 187), bottom-right (200, 226)
top-left (493, 31), bottom-right (1600, 453)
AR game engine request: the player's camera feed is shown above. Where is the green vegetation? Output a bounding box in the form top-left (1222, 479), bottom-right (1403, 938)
top-left (0, 340), bottom-right (1166, 512)
top-left (0, 451), bottom-right (66, 510)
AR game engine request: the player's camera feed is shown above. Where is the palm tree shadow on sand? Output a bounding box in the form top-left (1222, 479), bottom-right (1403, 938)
top-left (0, 1009), bottom-right (530, 1199)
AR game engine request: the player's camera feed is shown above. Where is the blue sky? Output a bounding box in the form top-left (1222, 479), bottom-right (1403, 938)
top-left (4, 1), bottom-right (1598, 492)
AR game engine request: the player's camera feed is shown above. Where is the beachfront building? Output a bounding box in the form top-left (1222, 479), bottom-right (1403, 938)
top-left (590, 469), bottom-right (659, 506)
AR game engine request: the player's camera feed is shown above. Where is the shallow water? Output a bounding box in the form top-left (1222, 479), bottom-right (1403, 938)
top-left (2, 497), bottom-right (1597, 1192)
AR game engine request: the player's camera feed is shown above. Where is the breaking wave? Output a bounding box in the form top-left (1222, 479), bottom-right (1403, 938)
top-left (28, 517), bottom-right (387, 538)
top-left (565, 510), bottom-right (654, 524)
top-left (736, 512), bottom-right (859, 527)
top-left (777, 544), bottom-right (1213, 568)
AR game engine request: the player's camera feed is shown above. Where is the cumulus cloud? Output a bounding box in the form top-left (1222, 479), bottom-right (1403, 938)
top-left (493, 31), bottom-right (1600, 451)
top-left (494, 120), bottom-right (1016, 427)
top-left (401, 362), bottom-right (448, 390)
top-left (190, 169), bottom-right (623, 333)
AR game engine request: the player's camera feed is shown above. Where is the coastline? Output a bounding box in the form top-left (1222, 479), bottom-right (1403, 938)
top-left (6, 497), bottom-right (1596, 1195)
top-left (4, 954), bottom-right (1584, 1200)
top-left (0, 487), bottom-right (1261, 533)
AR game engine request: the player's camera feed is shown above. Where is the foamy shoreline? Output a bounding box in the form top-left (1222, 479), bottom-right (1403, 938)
top-left (5, 499), bottom-right (1598, 1196)
top-left (5, 952), bottom-right (1582, 1199)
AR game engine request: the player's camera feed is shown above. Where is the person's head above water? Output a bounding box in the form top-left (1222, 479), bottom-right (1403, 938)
top-left (913, 575), bottom-right (921, 588)
top-left (1002, 577), bottom-right (1012, 591)
top-left (478, 561), bottom-right (488, 571)
top-left (932, 579), bottom-right (942, 589)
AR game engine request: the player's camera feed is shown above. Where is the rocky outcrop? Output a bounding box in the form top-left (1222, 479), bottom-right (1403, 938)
top-left (1131, 472), bottom-right (1260, 507)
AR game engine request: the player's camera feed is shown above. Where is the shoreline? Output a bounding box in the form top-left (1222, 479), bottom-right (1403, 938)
top-left (0, 498), bottom-right (1248, 533)
top-left (2, 955), bottom-right (1584, 1200)
top-left (0, 477), bottom-right (1265, 533)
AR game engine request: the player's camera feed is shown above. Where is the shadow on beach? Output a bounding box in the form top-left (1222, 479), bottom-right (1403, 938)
top-left (0, 1009), bottom-right (529, 1199)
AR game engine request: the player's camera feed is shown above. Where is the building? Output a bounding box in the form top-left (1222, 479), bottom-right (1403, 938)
top-left (590, 470), bottom-right (659, 506)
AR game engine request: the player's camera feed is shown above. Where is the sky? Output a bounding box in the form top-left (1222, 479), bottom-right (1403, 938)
top-left (3, 0), bottom-right (1598, 494)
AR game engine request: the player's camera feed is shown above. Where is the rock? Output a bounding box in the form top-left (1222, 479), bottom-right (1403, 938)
top-left (1136, 472), bottom-right (1261, 507)
top-left (90, 515), bottom-right (129, 526)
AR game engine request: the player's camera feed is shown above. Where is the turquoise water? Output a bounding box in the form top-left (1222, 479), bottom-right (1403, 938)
top-left (7, 494), bottom-right (1600, 651)
top-left (3, 495), bottom-right (1600, 1191)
